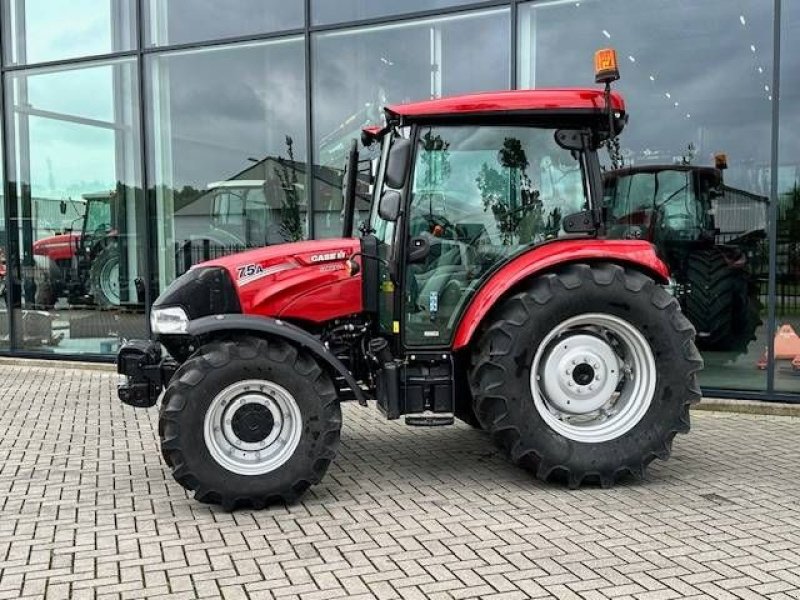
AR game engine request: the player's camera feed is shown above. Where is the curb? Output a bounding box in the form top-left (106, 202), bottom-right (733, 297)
top-left (0, 356), bottom-right (116, 372)
top-left (693, 397), bottom-right (800, 418)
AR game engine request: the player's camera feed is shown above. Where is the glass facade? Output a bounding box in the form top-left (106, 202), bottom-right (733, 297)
top-left (0, 0), bottom-right (795, 401)
top-left (145, 37), bottom-right (307, 294)
top-left (312, 9), bottom-right (510, 238)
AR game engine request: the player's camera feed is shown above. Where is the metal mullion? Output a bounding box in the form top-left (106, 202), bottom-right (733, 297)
top-left (703, 387), bottom-right (799, 405)
top-left (0, 14), bottom-right (16, 350)
top-left (511, 0), bottom-right (518, 89)
top-left (1, 49), bottom-right (139, 73)
top-left (305, 0), bottom-right (315, 239)
top-left (140, 28), bottom-right (306, 56)
top-left (136, 0), bottom-right (154, 337)
top-left (307, 0), bottom-right (512, 33)
top-left (766, 0), bottom-right (781, 396)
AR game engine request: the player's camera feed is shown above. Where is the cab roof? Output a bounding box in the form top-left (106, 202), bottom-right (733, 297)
top-left (385, 88), bottom-right (625, 121)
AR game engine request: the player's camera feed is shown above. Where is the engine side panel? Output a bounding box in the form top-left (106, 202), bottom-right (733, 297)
top-left (199, 238), bottom-right (363, 323)
top-left (451, 239), bottom-right (670, 350)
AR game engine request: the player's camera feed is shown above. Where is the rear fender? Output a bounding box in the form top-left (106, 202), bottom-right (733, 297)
top-left (452, 239), bottom-right (669, 350)
top-left (186, 314), bottom-right (366, 405)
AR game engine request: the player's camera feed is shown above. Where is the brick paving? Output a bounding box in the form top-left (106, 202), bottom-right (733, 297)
top-left (0, 364), bottom-right (799, 600)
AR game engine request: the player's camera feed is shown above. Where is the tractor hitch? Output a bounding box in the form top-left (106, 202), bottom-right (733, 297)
top-left (117, 340), bottom-right (177, 408)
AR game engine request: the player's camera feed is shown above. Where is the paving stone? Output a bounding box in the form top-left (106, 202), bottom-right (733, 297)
top-left (0, 365), bottom-right (798, 600)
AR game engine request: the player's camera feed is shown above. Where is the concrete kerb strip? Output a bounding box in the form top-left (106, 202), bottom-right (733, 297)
top-left (0, 356), bottom-right (798, 417)
top-left (0, 356), bottom-right (116, 372)
top-left (696, 397), bottom-right (800, 417)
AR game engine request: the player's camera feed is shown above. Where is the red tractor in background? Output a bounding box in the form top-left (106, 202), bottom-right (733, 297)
top-left (117, 50), bottom-right (702, 509)
top-left (33, 191), bottom-right (123, 308)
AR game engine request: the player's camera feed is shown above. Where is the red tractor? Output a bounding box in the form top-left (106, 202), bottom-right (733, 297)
top-left (118, 51), bottom-right (702, 509)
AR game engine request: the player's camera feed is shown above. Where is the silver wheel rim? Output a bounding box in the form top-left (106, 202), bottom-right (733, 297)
top-left (203, 379), bottom-right (302, 476)
top-left (530, 312), bottom-right (656, 443)
top-left (100, 258), bottom-right (120, 305)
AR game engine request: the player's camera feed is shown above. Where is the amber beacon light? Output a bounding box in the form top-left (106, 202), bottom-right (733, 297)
top-left (594, 48), bottom-right (620, 84)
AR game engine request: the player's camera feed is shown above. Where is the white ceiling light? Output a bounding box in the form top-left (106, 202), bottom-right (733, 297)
top-left (602, 30), bottom-right (611, 38)
top-left (740, 15), bottom-right (746, 26)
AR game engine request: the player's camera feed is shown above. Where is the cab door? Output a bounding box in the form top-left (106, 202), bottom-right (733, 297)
top-left (401, 123), bottom-right (590, 347)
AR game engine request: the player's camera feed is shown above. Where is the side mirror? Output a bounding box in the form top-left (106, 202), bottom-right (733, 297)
top-left (554, 129), bottom-right (589, 151)
top-left (378, 190), bottom-right (402, 222)
top-left (384, 138), bottom-right (412, 189)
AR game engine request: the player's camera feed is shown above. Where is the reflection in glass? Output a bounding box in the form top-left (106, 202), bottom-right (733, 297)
top-left (146, 38), bottom-right (308, 294)
top-left (2, 0), bottom-right (136, 66)
top-left (312, 0), bottom-right (483, 26)
top-left (312, 9), bottom-right (510, 238)
top-left (519, 0), bottom-right (773, 391)
top-left (6, 59), bottom-right (146, 355)
top-left (405, 125), bottom-right (587, 345)
top-left (0, 121), bottom-right (7, 349)
top-left (143, 0), bottom-right (303, 47)
top-left (775, 2), bottom-right (800, 392)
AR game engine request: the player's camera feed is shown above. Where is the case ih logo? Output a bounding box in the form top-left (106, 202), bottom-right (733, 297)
top-left (309, 250), bottom-right (347, 263)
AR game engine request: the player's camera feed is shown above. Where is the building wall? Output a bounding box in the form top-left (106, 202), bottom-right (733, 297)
top-left (0, 0), bottom-right (797, 401)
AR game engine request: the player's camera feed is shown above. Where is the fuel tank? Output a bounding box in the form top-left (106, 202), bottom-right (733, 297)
top-left (201, 238), bottom-right (363, 323)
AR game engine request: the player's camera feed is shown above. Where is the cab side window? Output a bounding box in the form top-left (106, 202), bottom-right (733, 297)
top-left (404, 125), bottom-right (588, 345)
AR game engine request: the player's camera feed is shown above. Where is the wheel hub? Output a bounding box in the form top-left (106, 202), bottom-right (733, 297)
top-left (540, 333), bottom-right (621, 415)
top-left (230, 401), bottom-right (276, 444)
top-left (204, 380), bottom-right (302, 476)
top-left (530, 313), bottom-right (657, 443)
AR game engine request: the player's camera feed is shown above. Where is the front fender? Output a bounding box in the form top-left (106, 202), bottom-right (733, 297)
top-left (186, 314), bottom-right (366, 405)
top-left (452, 239), bottom-right (669, 350)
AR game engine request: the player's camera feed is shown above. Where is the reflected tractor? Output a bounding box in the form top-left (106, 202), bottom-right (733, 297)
top-left (603, 163), bottom-right (763, 354)
top-left (117, 50), bottom-right (702, 509)
top-left (33, 191), bottom-right (122, 308)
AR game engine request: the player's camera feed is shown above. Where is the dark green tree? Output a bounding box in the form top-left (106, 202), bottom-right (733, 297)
top-left (276, 135), bottom-right (304, 242)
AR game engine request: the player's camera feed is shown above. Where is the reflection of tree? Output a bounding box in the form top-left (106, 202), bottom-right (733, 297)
top-left (419, 132), bottom-right (451, 190)
top-left (276, 136), bottom-right (304, 242)
top-left (476, 137), bottom-right (542, 244)
top-left (680, 142), bottom-right (696, 166)
top-left (606, 135), bottom-right (624, 170)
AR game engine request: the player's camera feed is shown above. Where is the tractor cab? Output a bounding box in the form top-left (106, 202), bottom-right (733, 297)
top-left (344, 88), bottom-right (627, 357)
top-left (602, 164), bottom-right (723, 246)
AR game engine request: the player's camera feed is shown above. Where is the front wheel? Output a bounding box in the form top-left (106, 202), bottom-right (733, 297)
top-left (470, 263), bottom-right (702, 488)
top-left (159, 337), bottom-right (341, 509)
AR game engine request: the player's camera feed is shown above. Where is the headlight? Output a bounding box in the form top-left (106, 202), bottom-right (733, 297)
top-left (150, 306), bottom-right (189, 334)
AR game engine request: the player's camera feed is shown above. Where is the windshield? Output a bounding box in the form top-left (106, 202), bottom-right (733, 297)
top-left (85, 199), bottom-right (111, 232)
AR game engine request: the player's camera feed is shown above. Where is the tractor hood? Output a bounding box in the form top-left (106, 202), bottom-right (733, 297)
top-left (174, 238), bottom-right (363, 324)
top-left (32, 232), bottom-right (81, 261)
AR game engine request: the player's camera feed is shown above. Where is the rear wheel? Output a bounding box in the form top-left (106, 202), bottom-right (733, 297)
top-left (90, 246), bottom-right (120, 307)
top-left (470, 263), bottom-right (702, 488)
top-left (684, 248), bottom-right (760, 354)
top-left (159, 337), bottom-right (341, 509)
